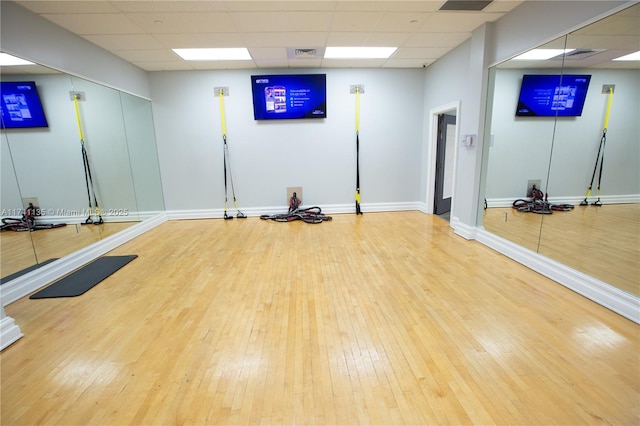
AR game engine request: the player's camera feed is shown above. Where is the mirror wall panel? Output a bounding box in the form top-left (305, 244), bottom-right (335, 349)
top-left (1, 129), bottom-right (38, 277)
top-left (480, 4), bottom-right (640, 298)
top-left (119, 92), bottom-right (164, 219)
top-left (0, 62), bottom-right (165, 284)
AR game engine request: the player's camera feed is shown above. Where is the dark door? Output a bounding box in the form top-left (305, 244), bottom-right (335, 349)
top-left (434, 113), bottom-right (456, 215)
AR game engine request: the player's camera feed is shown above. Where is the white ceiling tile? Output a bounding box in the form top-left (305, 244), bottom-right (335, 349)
top-left (382, 1), bottom-right (443, 13)
top-left (41, 13), bottom-right (145, 35)
top-left (230, 11), bottom-right (332, 32)
top-left (375, 12), bottom-right (432, 32)
top-left (325, 32), bottom-right (371, 46)
top-left (127, 12), bottom-right (237, 34)
top-left (366, 32), bottom-right (412, 46)
top-left (19, 1), bottom-right (119, 14)
top-left (330, 11), bottom-right (383, 32)
top-left (284, 32), bottom-right (330, 46)
top-left (153, 33), bottom-right (245, 49)
top-left (249, 47), bottom-right (288, 60)
top-left (111, 1), bottom-right (228, 13)
top-left (241, 33), bottom-right (288, 47)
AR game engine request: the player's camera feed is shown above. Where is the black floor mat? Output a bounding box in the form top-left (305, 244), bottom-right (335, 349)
top-left (1, 258), bottom-right (59, 284)
top-left (29, 255), bottom-right (137, 299)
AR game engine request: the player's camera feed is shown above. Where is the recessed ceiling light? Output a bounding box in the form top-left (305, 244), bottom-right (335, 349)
top-left (324, 47), bottom-right (397, 59)
top-left (172, 48), bottom-right (251, 61)
top-left (613, 50), bottom-right (640, 61)
top-left (0, 53), bottom-right (35, 66)
top-left (512, 49), bottom-right (575, 60)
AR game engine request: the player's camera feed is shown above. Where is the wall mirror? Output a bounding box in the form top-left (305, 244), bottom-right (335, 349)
top-left (480, 4), bottom-right (639, 297)
top-left (0, 59), bottom-right (165, 283)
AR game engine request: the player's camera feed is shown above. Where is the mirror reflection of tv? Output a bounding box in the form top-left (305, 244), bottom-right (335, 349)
top-left (251, 74), bottom-right (326, 120)
top-left (516, 74), bottom-right (591, 117)
top-left (1, 81), bottom-right (49, 129)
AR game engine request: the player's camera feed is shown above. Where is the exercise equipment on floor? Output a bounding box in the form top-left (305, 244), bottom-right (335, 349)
top-left (512, 185), bottom-right (574, 214)
top-left (580, 86), bottom-right (614, 206)
top-left (355, 86), bottom-right (363, 215)
top-left (73, 93), bottom-right (103, 225)
top-left (218, 88), bottom-right (246, 220)
top-left (261, 193), bottom-right (332, 224)
top-left (1, 203), bottom-right (66, 232)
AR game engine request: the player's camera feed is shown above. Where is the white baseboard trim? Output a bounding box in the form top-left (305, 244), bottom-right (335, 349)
top-left (451, 216), bottom-right (477, 240)
top-left (1, 314), bottom-right (23, 351)
top-left (166, 202), bottom-right (424, 220)
top-left (486, 194), bottom-right (640, 208)
top-left (1, 213), bottom-right (168, 307)
top-left (475, 227), bottom-right (640, 324)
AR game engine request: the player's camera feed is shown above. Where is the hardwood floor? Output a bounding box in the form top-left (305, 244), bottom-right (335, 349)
top-left (483, 204), bottom-right (640, 296)
top-left (2, 212), bottom-right (638, 425)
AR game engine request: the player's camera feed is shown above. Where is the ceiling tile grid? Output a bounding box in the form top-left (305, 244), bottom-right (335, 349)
top-left (14, 0), bottom-right (527, 70)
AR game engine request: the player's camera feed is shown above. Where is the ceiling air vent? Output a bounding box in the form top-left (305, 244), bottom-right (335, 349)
top-left (287, 47), bottom-right (325, 59)
top-left (552, 49), bottom-right (607, 60)
top-left (439, 0), bottom-right (493, 11)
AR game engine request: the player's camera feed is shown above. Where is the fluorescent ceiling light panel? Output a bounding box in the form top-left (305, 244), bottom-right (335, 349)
top-left (613, 50), bottom-right (640, 61)
top-left (513, 49), bottom-right (575, 60)
top-left (324, 47), bottom-right (397, 59)
top-left (0, 53), bottom-right (35, 66)
top-left (172, 48), bottom-right (251, 61)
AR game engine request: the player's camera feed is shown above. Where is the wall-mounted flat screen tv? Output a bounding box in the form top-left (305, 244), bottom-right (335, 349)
top-left (1, 81), bottom-right (49, 128)
top-left (516, 74), bottom-right (591, 117)
top-left (251, 74), bottom-right (326, 120)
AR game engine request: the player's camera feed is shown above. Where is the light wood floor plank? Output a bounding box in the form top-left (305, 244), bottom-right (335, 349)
top-left (2, 212), bottom-right (638, 425)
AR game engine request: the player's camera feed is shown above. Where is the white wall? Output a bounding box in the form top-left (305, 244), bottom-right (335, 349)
top-left (149, 68), bottom-right (426, 214)
top-left (486, 68), bottom-right (640, 203)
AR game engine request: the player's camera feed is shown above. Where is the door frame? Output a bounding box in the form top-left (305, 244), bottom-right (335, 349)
top-left (425, 101), bottom-right (460, 215)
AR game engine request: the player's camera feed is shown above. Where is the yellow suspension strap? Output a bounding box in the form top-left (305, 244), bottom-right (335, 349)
top-left (73, 94), bottom-right (103, 224)
top-left (581, 87), bottom-right (614, 206)
top-left (218, 88), bottom-right (246, 219)
top-left (355, 86), bottom-right (363, 215)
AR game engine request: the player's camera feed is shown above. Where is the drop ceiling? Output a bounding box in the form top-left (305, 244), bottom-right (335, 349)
top-left (8, 0), bottom-right (526, 71)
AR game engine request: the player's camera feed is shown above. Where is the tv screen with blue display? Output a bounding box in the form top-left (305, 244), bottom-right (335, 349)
top-left (1, 81), bottom-right (49, 128)
top-left (516, 74), bottom-right (591, 117)
top-left (251, 74), bottom-right (326, 120)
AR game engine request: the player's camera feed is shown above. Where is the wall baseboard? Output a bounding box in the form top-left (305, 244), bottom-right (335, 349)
top-left (1, 314), bottom-right (23, 351)
top-left (486, 194), bottom-right (640, 208)
top-left (475, 227), bottom-right (640, 324)
top-left (166, 202), bottom-right (424, 220)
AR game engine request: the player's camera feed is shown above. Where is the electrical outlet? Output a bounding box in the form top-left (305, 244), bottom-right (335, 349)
top-left (22, 197), bottom-right (39, 209)
top-left (287, 187), bottom-right (303, 207)
top-left (526, 180), bottom-right (541, 197)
